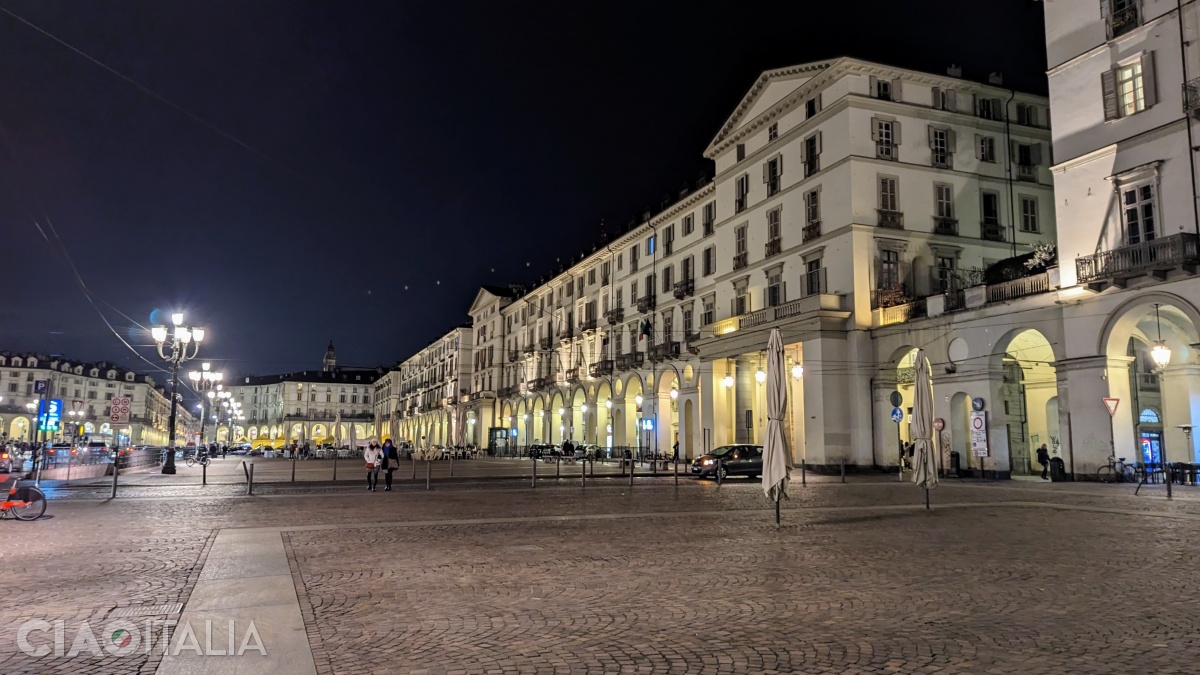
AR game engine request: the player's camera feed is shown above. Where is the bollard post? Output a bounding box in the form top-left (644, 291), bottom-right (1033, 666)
top-left (333, 453), bottom-right (338, 482)
top-left (841, 457), bottom-right (846, 483)
top-left (674, 456), bottom-right (679, 486)
top-left (412, 456), bottom-right (417, 480)
top-left (426, 460), bottom-right (431, 490)
top-left (1167, 463), bottom-right (1174, 500)
top-left (111, 455), bottom-right (119, 499)
top-left (581, 458), bottom-right (586, 487)
top-left (590, 457), bottom-right (595, 477)
top-left (716, 459), bottom-right (723, 487)
top-left (629, 457), bottom-right (634, 486)
top-left (450, 455), bottom-right (454, 477)
top-left (291, 456), bottom-right (296, 483)
top-left (203, 461), bottom-right (207, 486)
top-left (247, 463), bottom-right (254, 495)
top-left (652, 455), bottom-right (657, 476)
top-left (556, 455), bottom-right (561, 478)
top-left (65, 454), bottom-right (72, 485)
top-left (531, 454), bottom-right (537, 488)
top-left (801, 459), bottom-right (806, 486)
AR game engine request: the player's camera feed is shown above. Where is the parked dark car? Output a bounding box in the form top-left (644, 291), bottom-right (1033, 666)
top-left (691, 445), bottom-right (763, 480)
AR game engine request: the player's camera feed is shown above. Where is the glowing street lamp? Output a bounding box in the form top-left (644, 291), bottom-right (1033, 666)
top-left (1151, 303), bottom-right (1172, 372)
top-left (152, 311), bottom-right (207, 474)
top-left (188, 362), bottom-right (223, 447)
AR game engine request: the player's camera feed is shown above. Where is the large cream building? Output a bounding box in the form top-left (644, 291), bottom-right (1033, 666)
top-left (0, 352), bottom-right (193, 446)
top-left (374, 326), bottom-right (473, 447)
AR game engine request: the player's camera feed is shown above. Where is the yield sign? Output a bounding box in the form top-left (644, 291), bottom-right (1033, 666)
top-left (1103, 398), bottom-right (1120, 418)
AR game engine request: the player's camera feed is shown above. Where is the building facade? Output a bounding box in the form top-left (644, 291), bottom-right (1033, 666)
top-left (224, 342), bottom-right (381, 446)
top-left (375, 326), bottom-right (473, 447)
top-left (0, 352), bottom-right (192, 447)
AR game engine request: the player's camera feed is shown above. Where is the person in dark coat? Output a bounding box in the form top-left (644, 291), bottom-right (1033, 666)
top-left (381, 439), bottom-right (400, 491)
top-left (1036, 444), bottom-right (1051, 480)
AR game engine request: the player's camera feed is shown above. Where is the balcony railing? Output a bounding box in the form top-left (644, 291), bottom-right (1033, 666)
top-left (649, 342), bottom-right (681, 363)
top-left (616, 352), bottom-right (644, 371)
top-left (732, 252), bottom-right (748, 270)
top-left (579, 317), bottom-right (598, 332)
top-left (605, 307), bottom-right (624, 325)
top-left (986, 271), bottom-right (1050, 304)
top-left (566, 368), bottom-right (580, 383)
top-left (876, 299), bottom-right (928, 327)
top-left (684, 331), bottom-right (701, 345)
top-left (589, 360), bottom-right (614, 377)
top-left (877, 209), bottom-right (904, 229)
top-left (1017, 164), bottom-right (1037, 182)
top-left (803, 222), bottom-right (821, 243)
top-left (981, 223), bottom-right (1006, 242)
top-left (672, 278), bottom-right (694, 300)
top-left (933, 217), bottom-right (959, 236)
top-left (527, 377), bottom-right (546, 392)
top-left (1108, 3), bottom-right (1139, 37)
top-left (1076, 233), bottom-right (1200, 287)
top-left (558, 325), bottom-right (573, 340)
top-left (636, 295), bottom-right (656, 313)
top-left (1185, 77), bottom-right (1200, 117)
top-left (496, 386), bottom-right (515, 398)
top-left (539, 336), bottom-right (553, 350)
top-left (508, 350), bottom-right (519, 363)
top-left (522, 344), bottom-right (535, 355)
top-left (765, 238), bottom-right (782, 258)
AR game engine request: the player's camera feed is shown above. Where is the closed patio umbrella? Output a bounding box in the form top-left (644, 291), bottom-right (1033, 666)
top-left (762, 328), bottom-right (793, 527)
top-left (911, 348), bottom-right (939, 508)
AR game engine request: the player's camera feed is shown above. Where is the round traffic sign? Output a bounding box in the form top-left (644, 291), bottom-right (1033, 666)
top-left (971, 415), bottom-right (985, 430)
top-left (889, 391), bottom-right (903, 407)
top-left (891, 407), bottom-right (904, 423)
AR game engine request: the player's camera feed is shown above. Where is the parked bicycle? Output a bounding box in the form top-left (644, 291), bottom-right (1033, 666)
top-left (1096, 455), bottom-right (1136, 483)
top-left (186, 450), bottom-right (211, 468)
top-left (1, 475), bottom-right (46, 521)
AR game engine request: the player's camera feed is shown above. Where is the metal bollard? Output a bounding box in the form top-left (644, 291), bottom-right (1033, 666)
top-left (556, 455), bottom-right (561, 478)
top-left (674, 457), bottom-right (679, 485)
top-left (801, 459), bottom-right (806, 486)
top-left (841, 457), bottom-right (846, 483)
top-left (412, 457), bottom-right (417, 480)
top-left (426, 461), bottom-right (431, 490)
top-left (291, 456), bottom-right (296, 482)
top-left (629, 458), bottom-right (634, 486)
top-left (450, 455), bottom-right (454, 477)
top-left (333, 453), bottom-right (338, 482)
top-left (247, 463), bottom-right (254, 495)
top-left (531, 455), bottom-right (537, 488)
top-left (652, 456), bottom-right (657, 476)
top-left (203, 461), bottom-right (207, 486)
top-left (581, 458), bottom-right (587, 487)
top-left (1167, 463), bottom-right (1174, 500)
top-left (65, 454), bottom-right (72, 485)
top-left (111, 456), bottom-right (119, 499)
top-left (716, 459), bottom-right (723, 487)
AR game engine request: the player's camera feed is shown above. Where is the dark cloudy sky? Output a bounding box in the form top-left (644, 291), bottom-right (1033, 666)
top-left (0, 0), bottom-right (1048, 379)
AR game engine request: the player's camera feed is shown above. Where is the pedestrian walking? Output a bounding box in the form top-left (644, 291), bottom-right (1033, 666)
top-left (381, 439), bottom-right (400, 491)
top-left (1036, 443), bottom-right (1051, 480)
top-left (364, 442), bottom-right (383, 491)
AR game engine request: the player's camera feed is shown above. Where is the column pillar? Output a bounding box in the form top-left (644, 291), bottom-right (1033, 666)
top-left (1160, 364), bottom-right (1200, 463)
top-left (734, 356), bottom-right (753, 444)
top-left (1058, 355), bottom-right (1134, 475)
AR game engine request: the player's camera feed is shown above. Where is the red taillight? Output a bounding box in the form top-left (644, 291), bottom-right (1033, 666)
top-left (1, 452), bottom-right (8, 459)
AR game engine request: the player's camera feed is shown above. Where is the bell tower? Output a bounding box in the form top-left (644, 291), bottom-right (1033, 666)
top-left (322, 340), bottom-right (337, 372)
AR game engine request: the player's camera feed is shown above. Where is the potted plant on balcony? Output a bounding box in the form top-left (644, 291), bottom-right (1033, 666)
top-left (876, 283), bottom-right (911, 308)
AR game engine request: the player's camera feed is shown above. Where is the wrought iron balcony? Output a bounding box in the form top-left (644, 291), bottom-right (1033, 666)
top-left (933, 217), bottom-right (959, 236)
top-left (539, 336), bottom-right (553, 350)
top-left (557, 325), bottom-right (573, 340)
top-left (579, 317), bottom-right (598, 332)
top-left (732, 252), bottom-right (748, 270)
top-left (566, 368), bottom-right (580, 383)
top-left (522, 344), bottom-right (535, 355)
top-left (605, 307), bottom-right (624, 324)
top-left (803, 222), bottom-right (821, 243)
top-left (981, 223), bottom-right (1006, 242)
top-left (877, 209), bottom-right (904, 229)
top-left (764, 238), bottom-right (782, 258)
top-left (672, 278), bottom-right (694, 300)
top-left (1076, 233), bottom-right (1200, 288)
top-left (589, 360), bottom-right (614, 378)
top-left (527, 377), bottom-right (546, 392)
top-left (616, 352), bottom-right (644, 371)
top-left (648, 341), bottom-right (681, 363)
top-left (1185, 77), bottom-right (1200, 118)
top-left (986, 271), bottom-right (1050, 304)
top-left (684, 331), bottom-right (701, 345)
top-left (508, 350), bottom-right (519, 363)
top-left (1108, 3), bottom-right (1139, 38)
top-left (636, 294), bottom-right (656, 313)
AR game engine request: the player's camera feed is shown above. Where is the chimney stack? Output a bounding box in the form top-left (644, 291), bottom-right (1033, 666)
top-left (947, 64), bottom-right (962, 78)
top-left (988, 72), bottom-right (1004, 85)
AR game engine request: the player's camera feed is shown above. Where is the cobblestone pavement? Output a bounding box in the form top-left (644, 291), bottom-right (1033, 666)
top-left (2, 479), bottom-right (1200, 673)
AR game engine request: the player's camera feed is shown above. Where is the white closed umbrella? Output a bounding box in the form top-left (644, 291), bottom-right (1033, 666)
top-left (332, 412), bottom-right (342, 447)
top-left (911, 348), bottom-right (939, 508)
top-left (762, 328), bottom-right (793, 527)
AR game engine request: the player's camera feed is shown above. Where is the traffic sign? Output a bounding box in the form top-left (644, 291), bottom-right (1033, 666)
top-left (34, 380), bottom-right (47, 395)
top-left (890, 407), bottom-right (904, 423)
top-left (970, 411), bottom-right (988, 457)
top-left (1103, 398), bottom-right (1120, 417)
top-left (110, 397), bottom-right (132, 424)
top-left (889, 391), bottom-right (903, 407)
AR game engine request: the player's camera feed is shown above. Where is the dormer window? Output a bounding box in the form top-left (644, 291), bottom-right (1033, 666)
top-left (12, 357), bottom-right (22, 367)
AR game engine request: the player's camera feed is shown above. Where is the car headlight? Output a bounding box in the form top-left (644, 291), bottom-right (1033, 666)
top-left (702, 459), bottom-right (713, 466)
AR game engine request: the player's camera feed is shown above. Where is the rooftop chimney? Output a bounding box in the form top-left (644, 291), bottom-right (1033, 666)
top-left (947, 64), bottom-right (962, 78)
top-left (988, 72), bottom-right (1004, 85)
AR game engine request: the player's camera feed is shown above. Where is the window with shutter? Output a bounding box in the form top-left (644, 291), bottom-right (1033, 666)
top-left (804, 133), bottom-right (820, 176)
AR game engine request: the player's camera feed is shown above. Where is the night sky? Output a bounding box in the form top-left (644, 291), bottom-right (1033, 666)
top-left (0, 1), bottom-right (1048, 380)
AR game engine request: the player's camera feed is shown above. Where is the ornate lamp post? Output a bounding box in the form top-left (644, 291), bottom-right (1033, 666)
top-left (187, 363), bottom-right (223, 447)
top-left (152, 311), bottom-right (205, 474)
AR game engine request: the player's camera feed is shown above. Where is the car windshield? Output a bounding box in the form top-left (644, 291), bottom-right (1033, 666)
top-left (709, 446), bottom-right (735, 457)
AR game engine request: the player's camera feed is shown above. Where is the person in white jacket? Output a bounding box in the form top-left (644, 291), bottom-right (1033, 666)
top-left (364, 442), bottom-right (383, 491)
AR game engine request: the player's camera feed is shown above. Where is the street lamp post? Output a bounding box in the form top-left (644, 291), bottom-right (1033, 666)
top-left (152, 311), bottom-right (206, 474)
top-left (187, 363), bottom-right (223, 448)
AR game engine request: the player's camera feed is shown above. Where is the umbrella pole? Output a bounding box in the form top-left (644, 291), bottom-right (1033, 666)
top-left (925, 487), bottom-right (930, 510)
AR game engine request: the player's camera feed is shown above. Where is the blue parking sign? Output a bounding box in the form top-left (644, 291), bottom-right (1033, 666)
top-left (890, 407), bottom-right (904, 423)
top-left (34, 380), bottom-right (47, 394)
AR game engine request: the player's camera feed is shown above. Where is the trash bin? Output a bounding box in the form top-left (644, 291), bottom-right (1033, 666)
top-left (1049, 457), bottom-right (1067, 482)
top-left (949, 450), bottom-right (961, 476)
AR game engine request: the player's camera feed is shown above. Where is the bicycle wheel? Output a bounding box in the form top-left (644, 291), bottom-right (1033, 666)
top-left (199, 457), bottom-right (210, 467)
top-left (1121, 466), bottom-right (1137, 483)
top-left (1096, 465), bottom-right (1116, 483)
top-left (11, 485), bottom-right (46, 521)
top-left (185, 457), bottom-right (195, 468)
